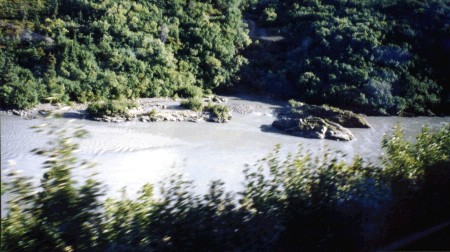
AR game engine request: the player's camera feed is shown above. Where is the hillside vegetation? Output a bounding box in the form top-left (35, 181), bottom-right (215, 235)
top-left (242, 0), bottom-right (449, 115)
top-left (1, 0), bottom-right (449, 115)
top-left (0, 0), bottom-right (250, 108)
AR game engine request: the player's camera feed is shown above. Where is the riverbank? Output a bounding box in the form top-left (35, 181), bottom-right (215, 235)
top-left (1, 96), bottom-right (237, 123)
top-left (2, 96), bottom-right (448, 199)
top-left (3, 95), bottom-right (448, 142)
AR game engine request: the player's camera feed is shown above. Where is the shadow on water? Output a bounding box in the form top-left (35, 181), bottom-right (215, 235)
top-left (63, 112), bottom-right (85, 119)
top-left (228, 93), bottom-right (288, 107)
top-left (260, 124), bottom-right (284, 135)
top-left (166, 104), bottom-right (185, 110)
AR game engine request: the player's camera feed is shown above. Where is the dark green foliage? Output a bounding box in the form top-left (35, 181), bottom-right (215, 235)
top-left (205, 103), bottom-right (231, 122)
top-left (0, 0), bottom-right (249, 109)
top-left (0, 58), bottom-right (43, 109)
top-left (241, 0), bottom-right (449, 115)
top-left (86, 99), bottom-right (137, 117)
top-left (180, 97), bottom-right (204, 111)
top-left (2, 123), bottom-right (449, 251)
top-left (176, 85), bottom-right (203, 98)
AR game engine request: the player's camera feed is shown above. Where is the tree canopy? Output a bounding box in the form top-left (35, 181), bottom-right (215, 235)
top-left (241, 0), bottom-right (450, 115)
top-left (0, 0), bottom-right (250, 108)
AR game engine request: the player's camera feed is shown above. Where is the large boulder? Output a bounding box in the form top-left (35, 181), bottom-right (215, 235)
top-left (271, 100), bottom-right (370, 141)
top-left (281, 101), bottom-right (370, 128)
top-left (273, 116), bottom-right (354, 141)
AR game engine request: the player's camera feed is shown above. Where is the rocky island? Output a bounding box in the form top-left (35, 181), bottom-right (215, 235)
top-left (272, 100), bottom-right (371, 141)
top-left (2, 95), bottom-right (232, 124)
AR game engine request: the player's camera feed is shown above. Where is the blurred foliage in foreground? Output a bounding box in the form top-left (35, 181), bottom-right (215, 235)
top-left (2, 123), bottom-right (449, 251)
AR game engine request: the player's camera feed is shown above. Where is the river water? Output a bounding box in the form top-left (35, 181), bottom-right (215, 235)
top-left (1, 97), bottom-right (449, 200)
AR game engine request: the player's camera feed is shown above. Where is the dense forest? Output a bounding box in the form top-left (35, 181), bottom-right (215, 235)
top-left (1, 0), bottom-right (449, 115)
top-left (0, 0), bottom-right (250, 109)
top-left (2, 122), bottom-right (449, 251)
top-left (241, 0), bottom-right (450, 115)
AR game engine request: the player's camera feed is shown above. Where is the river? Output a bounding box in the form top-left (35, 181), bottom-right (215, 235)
top-left (1, 96), bottom-right (449, 201)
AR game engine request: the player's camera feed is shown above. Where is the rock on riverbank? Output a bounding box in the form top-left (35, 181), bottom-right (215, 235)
top-left (272, 101), bottom-right (370, 141)
top-left (278, 101), bottom-right (370, 128)
top-left (273, 117), bottom-right (354, 141)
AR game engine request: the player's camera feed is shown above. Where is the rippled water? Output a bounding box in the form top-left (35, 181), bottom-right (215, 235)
top-left (2, 97), bottom-right (449, 200)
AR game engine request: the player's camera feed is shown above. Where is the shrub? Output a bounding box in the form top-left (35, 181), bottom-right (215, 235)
top-left (86, 100), bottom-right (137, 117)
top-left (146, 109), bottom-right (157, 118)
top-left (180, 97), bottom-right (204, 111)
top-left (0, 82), bottom-right (39, 109)
top-left (205, 104), bottom-right (231, 122)
top-left (176, 85), bottom-right (203, 98)
top-left (380, 124), bottom-right (450, 243)
top-left (0, 67), bottom-right (41, 109)
top-left (382, 124), bottom-right (450, 181)
top-left (262, 7), bottom-right (277, 23)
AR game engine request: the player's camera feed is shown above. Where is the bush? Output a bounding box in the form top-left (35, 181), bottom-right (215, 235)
top-left (380, 124), bottom-right (450, 241)
top-left (180, 97), bottom-right (204, 111)
top-left (0, 82), bottom-right (39, 109)
top-left (0, 66), bottom-right (41, 109)
top-left (176, 85), bottom-right (203, 98)
top-left (145, 109), bottom-right (157, 118)
top-left (262, 7), bottom-right (277, 23)
top-left (86, 100), bottom-right (137, 117)
top-left (382, 124), bottom-right (450, 181)
top-left (205, 104), bottom-right (231, 122)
